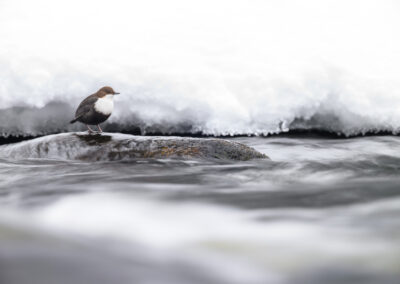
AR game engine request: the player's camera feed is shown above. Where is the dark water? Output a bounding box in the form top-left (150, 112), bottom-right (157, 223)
top-left (0, 135), bottom-right (400, 284)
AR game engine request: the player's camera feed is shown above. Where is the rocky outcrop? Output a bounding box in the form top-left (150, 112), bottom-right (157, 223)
top-left (0, 133), bottom-right (268, 161)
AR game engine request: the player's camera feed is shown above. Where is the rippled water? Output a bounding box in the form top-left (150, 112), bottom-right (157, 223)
top-left (0, 135), bottom-right (400, 284)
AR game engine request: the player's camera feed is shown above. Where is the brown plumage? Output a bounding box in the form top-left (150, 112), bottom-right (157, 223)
top-left (70, 86), bottom-right (120, 132)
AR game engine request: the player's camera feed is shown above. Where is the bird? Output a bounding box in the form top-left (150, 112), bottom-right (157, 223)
top-left (70, 86), bottom-right (120, 133)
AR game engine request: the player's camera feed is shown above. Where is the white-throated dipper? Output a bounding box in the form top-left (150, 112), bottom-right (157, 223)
top-left (70, 86), bottom-right (120, 133)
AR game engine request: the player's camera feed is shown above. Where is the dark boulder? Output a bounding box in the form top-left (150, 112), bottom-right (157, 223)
top-left (0, 133), bottom-right (268, 161)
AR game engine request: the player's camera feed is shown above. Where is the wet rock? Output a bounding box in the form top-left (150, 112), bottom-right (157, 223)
top-left (0, 133), bottom-right (268, 161)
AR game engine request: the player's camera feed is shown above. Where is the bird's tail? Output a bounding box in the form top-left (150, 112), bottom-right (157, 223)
top-left (70, 118), bottom-right (78, 124)
top-left (70, 114), bottom-right (83, 124)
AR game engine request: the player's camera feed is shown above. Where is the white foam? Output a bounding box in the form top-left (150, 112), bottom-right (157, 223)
top-left (1, 0), bottom-right (400, 136)
top-left (24, 193), bottom-right (400, 276)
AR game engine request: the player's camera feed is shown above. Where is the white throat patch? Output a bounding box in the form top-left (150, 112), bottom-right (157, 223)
top-left (94, 94), bottom-right (114, 115)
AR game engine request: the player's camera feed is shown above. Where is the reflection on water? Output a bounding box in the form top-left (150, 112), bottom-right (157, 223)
top-left (1, 136), bottom-right (400, 284)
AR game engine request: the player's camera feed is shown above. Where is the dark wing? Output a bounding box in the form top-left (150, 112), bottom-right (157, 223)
top-left (75, 94), bottom-right (98, 118)
top-left (70, 94), bottom-right (98, 123)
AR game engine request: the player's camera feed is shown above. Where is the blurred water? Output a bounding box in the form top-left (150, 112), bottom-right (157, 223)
top-left (0, 136), bottom-right (399, 284)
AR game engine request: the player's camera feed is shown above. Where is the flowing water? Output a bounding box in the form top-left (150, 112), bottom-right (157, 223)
top-left (0, 135), bottom-right (399, 284)
top-left (1, 0), bottom-right (400, 282)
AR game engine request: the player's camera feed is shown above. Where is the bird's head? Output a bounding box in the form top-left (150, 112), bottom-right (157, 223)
top-left (97, 86), bottom-right (120, 98)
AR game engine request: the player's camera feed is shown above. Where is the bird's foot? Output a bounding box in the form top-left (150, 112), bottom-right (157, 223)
top-left (97, 125), bottom-right (103, 133)
top-left (86, 125), bottom-right (97, 134)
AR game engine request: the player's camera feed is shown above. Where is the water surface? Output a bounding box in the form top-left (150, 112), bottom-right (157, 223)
top-left (0, 136), bottom-right (399, 284)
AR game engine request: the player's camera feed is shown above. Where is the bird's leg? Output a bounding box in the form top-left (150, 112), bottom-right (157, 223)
top-left (86, 125), bottom-right (95, 133)
top-left (97, 124), bottom-right (103, 133)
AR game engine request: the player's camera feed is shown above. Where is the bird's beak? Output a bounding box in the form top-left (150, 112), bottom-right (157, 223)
top-left (114, 92), bottom-right (120, 95)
